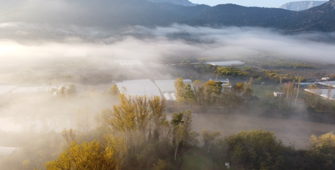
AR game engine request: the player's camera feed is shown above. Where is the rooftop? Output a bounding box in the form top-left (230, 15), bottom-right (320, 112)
top-left (154, 79), bottom-right (192, 93)
top-left (316, 81), bottom-right (335, 88)
top-left (304, 89), bottom-right (335, 100)
top-left (114, 60), bottom-right (143, 66)
top-left (206, 61), bottom-right (245, 67)
top-left (116, 79), bottom-right (161, 97)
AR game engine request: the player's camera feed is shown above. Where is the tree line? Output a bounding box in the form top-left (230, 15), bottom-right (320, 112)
top-left (45, 94), bottom-right (335, 170)
top-left (174, 78), bottom-right (254, 110)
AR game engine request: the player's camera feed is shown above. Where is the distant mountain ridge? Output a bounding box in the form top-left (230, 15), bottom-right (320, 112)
top-left (0, 0), bottom-right (335, 33)
top-left (281, 1), bottom-right (327, 11)
top-left (147, 0), bottom-right (195, 6)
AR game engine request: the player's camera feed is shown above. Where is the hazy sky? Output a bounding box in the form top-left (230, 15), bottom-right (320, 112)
top-left (189, 0), bottom-right (327, 7)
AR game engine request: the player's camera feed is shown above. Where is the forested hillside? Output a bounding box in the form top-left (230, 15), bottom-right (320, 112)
top-left (0, 0), bottom-right (335, 33)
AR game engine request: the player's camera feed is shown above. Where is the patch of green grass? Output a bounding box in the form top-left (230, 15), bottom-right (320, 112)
top-left (252, 84), bottom-right (281, 97)
top-left (181, 150), bottom-right (217, 170)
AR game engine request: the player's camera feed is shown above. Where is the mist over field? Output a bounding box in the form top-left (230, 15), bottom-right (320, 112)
top-left (1, 24), bottom-right (335, 70)
top-left (1, 23), bottom-right (335, 133)
top-left (0, 24), bottom-right (335, 145)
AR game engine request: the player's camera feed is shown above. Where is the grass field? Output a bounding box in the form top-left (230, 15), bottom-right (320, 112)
top-left (181, 150), bottom-right (224, 170)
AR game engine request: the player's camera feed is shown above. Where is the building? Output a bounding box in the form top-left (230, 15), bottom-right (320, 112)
top-left (210, 78), bottom-right (231, 90)
top-left (114, 60), bottom-right (143, 66)
top-left (206, 61), bottom-right (245, 67)
top-left (295, 82), bottom-right (315, 87)
top-left (154, 79), bottom-right (192, 101)
top-left (304, 89), bottom-right (335, 101)
top-left (115, 79), bottom-right (162, 98)
top-left (316, 81), bottom-right (335, 88)
top-left (274, 92), bottom-right (284, 97)
top-left (321, 77), bottom-right (330, 81)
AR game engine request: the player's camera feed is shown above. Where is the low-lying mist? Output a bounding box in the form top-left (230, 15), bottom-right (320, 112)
top-left (0, 23), bottom-right (334, 135)
top-left (1, 24), bottom-right (335, 69)
top-left (1, 23), bottom-right (335, 169)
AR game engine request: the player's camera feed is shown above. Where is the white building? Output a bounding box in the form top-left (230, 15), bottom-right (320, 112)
top-left (274, 92), bottom-right (284, 97)
top-left (116, 79), bottom-right (162, 98)
top-left (154, 79), bottom-right (192, 101)
top-left (210, 78), bottom-right (231, 90)
top-left (316, 81), bottom-right (335, 88)
top-left (321, 77), bottom-right (330, 81)
top-left (114, 60), bottom-right (143, 66)
top-left (206, 61), bottom-right (245, 67)
top-left (304, 89), bottom-right (335, 100)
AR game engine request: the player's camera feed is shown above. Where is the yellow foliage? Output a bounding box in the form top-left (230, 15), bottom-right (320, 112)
top-left (46, 140), bottom-right (119, 170)
top-left (310, 132), bottom-right (335, 149)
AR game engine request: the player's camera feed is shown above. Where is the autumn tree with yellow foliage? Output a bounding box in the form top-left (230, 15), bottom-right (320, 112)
top-left (46, 139), bottom-right (119, 170)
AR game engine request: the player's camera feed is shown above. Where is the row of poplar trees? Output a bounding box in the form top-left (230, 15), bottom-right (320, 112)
top-left (46, 94), bottom-right (198, 170)
top-left (174, 78), bottom-right (253, 108)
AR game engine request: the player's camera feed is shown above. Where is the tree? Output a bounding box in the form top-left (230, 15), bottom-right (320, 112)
top-left (307, 132), bottom-right (335, 169)
top-left (149, 96), bottom-right (167, 141)
top-left (55, 84), bottom-right (77, 98)
top-left (174, 78), bottom-right (186, 101)
top-left (62, 129), bottom-right (76, 145)
top-left (283, 80), bottom-right (295, 102)
top-left (193, 80), bottom-right (205, 105)
top-left (170, 112), bottom-right (185, 161)
top-left (310, 132), bottom-right (335, 154)
top-left (68, 84), bottom-right (76, 96)
top-left (327, 84), bottom-right (333, 104)
top-left (305, 84), bottom-right (322, 110)
top-left (201, 129), bottom-right (220, 152)
top-left (153, 159), bottom-right (172, 170)
top-left (46, 140), bottom-right (119, 170)
top-left (170, 111), bottom-right (197, 161)
top-left (204, 80), bottom-right (222, 105)
top-left (103, 94), bottom-right (169, 167)
top-left (174, 78), bottom-right (195, 105)
top-left (109, 84), bottom-right (119, 96)
top-left (223, 130), bottom-right (287, 170)
top-left (184, 84), bottom-right (195, 104)
top-left (180, 111), bottom-right (198, 148)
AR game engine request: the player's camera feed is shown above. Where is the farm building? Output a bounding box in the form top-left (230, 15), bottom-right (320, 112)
top-left (154, 79), bottom-right (192, 101)
top-left (304, 89), bottom-right (335, 100)
top-left (154, 79), bottom-right (192, 93)
top-left (114, 60), bottom-right (143, 66)
top-left (316, 81), bottom-right (335, 88)
top-left (321, 77), bottom-right (330, 81)
top-left (210, 78), bottom-right (231, 90)
top-left (274, 92), bottom-right (284, 97)
top-left (206, 61), bottom-right (245, 67)
top-left (295, 82), bottom-right (315, 87)
top-left (116, 79), bottom-right (162, 98)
